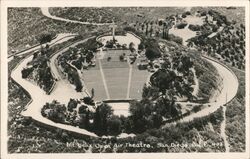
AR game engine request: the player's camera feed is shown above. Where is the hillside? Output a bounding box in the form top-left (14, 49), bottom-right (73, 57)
top-left (8, 8), bottom-right (107, 54)
top-left (49, 7), bottom-right (187, 24)
top-left (157, 39), bottom-right (222, 102)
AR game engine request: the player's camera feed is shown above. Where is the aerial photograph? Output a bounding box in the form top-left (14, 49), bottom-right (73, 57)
top-left (4, 5), bottom-right (247, 155)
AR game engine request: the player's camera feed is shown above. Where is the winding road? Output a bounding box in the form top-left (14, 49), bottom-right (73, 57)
top-left (172, 56), bottom-right (238, 124)
top-left (9, 8), bottom-right (239, 142)
top-left (41, 7), bottom-right (112, 26)
top-left (11, 37), bottom-right (99, 137)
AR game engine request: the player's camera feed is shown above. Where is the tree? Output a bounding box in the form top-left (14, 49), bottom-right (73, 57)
top-left (67, 98), bottom-right (78, 112)
top-left (79, 111), bottom-right (90, 129)
top-left (149, 26), bottom-right (153, 37)
top-left (141, 24), bottom-right (145, 31)
top-left (78, 105), bottom-right (87, 114)
top-left (168, 34), bottom-right (183, 45)
top-left (129, 42), bottom-right (136, 53)
top-left (158, 20), bottom-right (163, 26)
top-left (150, 69), bottom-right (176, 95)
top-left (33, 51), bottom-right (38, 60)
top-left (142, 84), bottom-right (159, 100)
top-left (45, 101), bottom-right (67, 123)
top-left (129, 99), bottom-right (154, 133)
top-left (138, 42), bottom-right (145, 51)
top-left (83, 96), bottom-right (95, 106)
top-left (72, 60), bottom-right (82, 70)
top-left (150, 113), bottom-right (163, 128)
top-left (86, 51), bottom-right (94, 63)
top-left (176, 22), bottom-right (188, 29)
top-left (155, 96), bottom-right (180, 119)
top-left (145, 47), bottom-right (161, 60)
top-left (188, 24), bottom-right (201, 31)
top-left (105, 40), bottom-right (114, 48)
top-left (93, 103), bottom-right (113, 135)
top-left (67, 70), bottom-right (82, 92)
top-left (21, 67), bottom-right (34, 79)
top-left (145, 22), bottom-right (149, 36)
top-left (124, 26), bottom-right (136, 32)
top-left (37, 33), bottom-right (54, 45)
top-left (161, 59), bottom-right (171, 69)
top-left (91, 88), bottom-right (95, 98)
top-left (107, 115), bottom-right (122, 135)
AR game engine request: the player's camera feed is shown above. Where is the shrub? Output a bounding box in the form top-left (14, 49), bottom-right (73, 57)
top-left (212, 25), bottom-right (219, 32)
top-left (93, 103), bottom-right (113, 135)
top-left (181, 14), bottom-right (187, 18)
top-left (36, 32), bottom-right (56, 44)
top-left (185, 11), bottom-right (191, 15)
top-left (21, 67), bottom-right (33, 78)
top-left (75, 78), bottom-right (83, 92)
top-left (124, 26), bottom-right (136, 33)
top-left (168, 34), bottom-right (183, 45)
top-left (107, 115), bottom-right (122, 135)
top-left (200, 11), bottom-right (207, 16)
top-left (138, 42), bottom-right (145, 50)
top-left (188, 24), bottom-right (201, 31)
top-left (192, 105), bottom-right (202, 113)
top-left (83, 97), bottom-right (95, 106)
top-left (67, 98), bottom-right (78, 112)
top-left (176, 22), bottom-right (188, 29)
top-left (145, 47), bottom-right (161, 60)
top-left (72, 60), bottom-right (82, 70)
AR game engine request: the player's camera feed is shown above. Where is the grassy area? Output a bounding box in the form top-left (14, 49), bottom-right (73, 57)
top-left (82, 68), bottom-right (107, 100)
top-left (130, 66), bottom-right (150, 99)
top-left (103, 67), bottom-right (129, 99)
top-left (225, 67), bottom-right (245, 152)
top-left (83, 49), bottom-right (149, 100)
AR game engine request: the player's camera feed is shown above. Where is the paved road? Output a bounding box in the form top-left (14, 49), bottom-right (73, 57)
top-left (163, 56), bottom-right (238, 127)
top-left (11, 37), bottom-right (239, 138)
top-left (8, 33), bottom-right (77, 62)
top-left (11, 37), bottom-right (99, 137)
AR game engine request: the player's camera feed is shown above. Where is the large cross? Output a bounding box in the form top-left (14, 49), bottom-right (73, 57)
top-left (109, 21), bottom-right (117, 41)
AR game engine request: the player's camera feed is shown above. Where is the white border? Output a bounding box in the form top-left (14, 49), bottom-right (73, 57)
top-left (1, 0), bottom-right (249, 159)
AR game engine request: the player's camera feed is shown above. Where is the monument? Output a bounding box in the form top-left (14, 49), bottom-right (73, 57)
top-left (109, 20), bottom-right (117, 42)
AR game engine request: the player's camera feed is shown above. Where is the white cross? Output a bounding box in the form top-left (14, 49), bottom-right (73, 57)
top-left (109, 21), bottom-right (117, 41)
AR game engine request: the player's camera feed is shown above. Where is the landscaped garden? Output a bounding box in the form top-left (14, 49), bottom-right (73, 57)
top-left (39, 31), bottom-right (224, 139)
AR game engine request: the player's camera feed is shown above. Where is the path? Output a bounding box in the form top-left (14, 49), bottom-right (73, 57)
top-left (126, 62), bottom-right (133, 99)
top-left (98, 58), bottom-right (111, 99)
top-left (11, 37), bottom-right (99, 137)
top-left (163, 56), bottom-right (238, 126)
top-left (49, 38), bottom-right (95, 99)
top-left (41, 7), bottom-right (112, 26)
top-left (8, 33), bottom-right (77, 62)
top-left (191, 68), bottom-right (199, 96)
top-left (221, 105), bottom-right (230, 152)
top-left (12, 38), bottom-right (238, 138)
